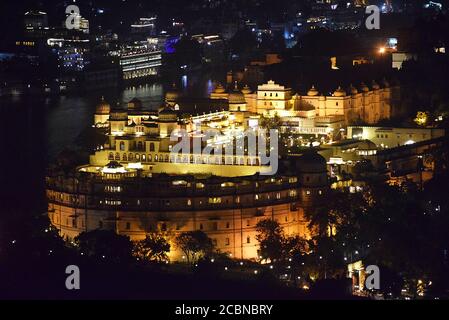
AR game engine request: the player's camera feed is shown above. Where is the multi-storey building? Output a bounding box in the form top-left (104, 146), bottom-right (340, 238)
top-left (118, 49), bottom-right (162, 80)
top-left (46, 98), bottom-right (330, 261)
top-left (210, 79), bottom-right (399, 125)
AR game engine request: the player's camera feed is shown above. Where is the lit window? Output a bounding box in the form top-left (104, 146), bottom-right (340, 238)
top-left (247, 236), bottom-right (251, 244)
top-left (208, 197), bottom-right (222, 204)
top-left (306, 190), bottom-right (311, 195)
top-left (225, 238), bottom-right (230, 245)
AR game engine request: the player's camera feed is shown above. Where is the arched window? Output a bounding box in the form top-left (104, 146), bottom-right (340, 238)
top-left (115, 153), bottom-right (120, 160)
top-left (135, 153), bottom-right (140, 161)
top-left (119, 141), bottom-right (125, 151)
top-left (129, 153), bottom-right (133, 161)
top-left (150, 143), bottom-right (155, 152)
top-left (142, 154), bottom-right (146, 161)
top-left (109, 152), bottom-right (114, 160)
top-left (137, 141), bottom-right (143, 150)
top-left (148, 154), bottom-right (152, 162)
top-left (123, 154), bottom-right (127, 161)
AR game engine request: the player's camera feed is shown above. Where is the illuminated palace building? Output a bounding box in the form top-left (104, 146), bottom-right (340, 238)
top-left (211, 79), bottom-right (399, 126)
top-left (46, 97), bottom-right (330, 261)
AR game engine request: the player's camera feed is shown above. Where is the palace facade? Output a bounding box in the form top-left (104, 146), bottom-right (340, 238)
top-left (210, 79), bottom-right (400, 125)
top-left (46, 98), bottom-right (330, 261)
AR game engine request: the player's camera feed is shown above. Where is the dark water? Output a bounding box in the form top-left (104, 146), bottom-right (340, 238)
top-left (0, 84), bottom-right (164, 214)
top-left (0, 74), bottom-right (217, 214)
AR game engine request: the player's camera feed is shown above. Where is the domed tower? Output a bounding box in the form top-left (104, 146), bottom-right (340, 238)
top-left (158, 106), bottom-right (178, 137)
top-left (241, 84), bottom-right (252, 95)
top-left (333, 86), bottom-right (346, 97)
top-left (94, 97), bottom-right (111, 126)
top-left (296, 148), bottom-right (329, 207)
top-left (307, 85), bottom-right (319, 97)
top-left (349, 84), bottom-right (358, 95)
top-left (228, 83), bottom-right (247, 112)
top-left (210, 83), bottom-right (228, 100)
top-left (109, 104), bottom-right (128, 136)
top-left (360, 82), bottom-right (369, 93)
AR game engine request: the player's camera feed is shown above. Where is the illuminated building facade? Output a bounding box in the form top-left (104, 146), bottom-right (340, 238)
top-left (46, 98), bottom-right (330, 261)
top-left (210, 79), bottom-right (398, 125)
top-left (119, 50), bottom-right (162, 80)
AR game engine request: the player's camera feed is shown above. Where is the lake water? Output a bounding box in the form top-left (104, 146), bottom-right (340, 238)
top-left (0, 74), bottom-right (219, 213)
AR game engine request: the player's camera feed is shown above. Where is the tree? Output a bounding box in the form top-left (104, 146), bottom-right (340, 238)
top-left (255, 219), bottom-right (285, 262)
top-left (134, 233), bottom-right (170, 263)
top-left (75, 230), bottom-right (133, 263)
top-left (259, 113), bottom-right (282, 130)
top-left (175, 231), bottom-right (214, 264)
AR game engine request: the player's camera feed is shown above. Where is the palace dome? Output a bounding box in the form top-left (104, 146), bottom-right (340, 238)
top-left (228, 90), bottom-right (246, 105)
top-left (241, 84), bottom-right (252, 95)
top-left (96, 97), bottom-right (111, 115)
top-left (214, 83), bottom-right (226, 94)
top-left (349, 84), bottom-right (358, 95)
top-left (360, 82), bottom-right (369, 93)
top-left (307, 85), bottom-right (319, 96)
top-left (372, 80), bottom-right (380, 90)
top-left (382, 78), bottom-right (390, 88)
top-left (333, 86), bottom-right (346, 97)
top-left (296, 148), bottom-right (327, 174)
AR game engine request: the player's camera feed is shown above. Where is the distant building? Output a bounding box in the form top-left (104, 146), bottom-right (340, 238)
top-left (347, 126), bottom-right (445, 148)
top-left (392, 52), bottom-right (417, 69)
top-left (24, 10), bottom-right (48, 29)
top-left (119, 49), bottom-right (162, 80)
top-left (210, 79), bottom-right (399, 125)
